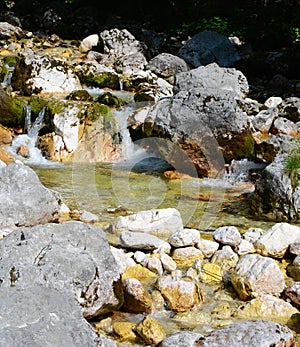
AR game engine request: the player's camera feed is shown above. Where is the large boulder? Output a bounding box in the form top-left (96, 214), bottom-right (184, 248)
top-left (0, 221), bottom-right (123, 319)
top-left (231, 254), bottom-right (285, 300)
top-left (194, 320), bottom-right (296, 347)
top-left (173, 63), bottom-right (249, 98)
top-left (11, 53), bottom-right (82, 95)
top-left (178, 30), bottom-right (239, 68)
top-left (130, 63), bottom-right (253, 176)
top-left (0, 164), bottom-right (61, 234)
top-left (130, 87), bottom-right (253, 176)
top-left (0, 286), bottom-right (99, 347)
top-left (251, 154), bottom-right (300, 221)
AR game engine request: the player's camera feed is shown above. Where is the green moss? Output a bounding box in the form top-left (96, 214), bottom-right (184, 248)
top-left (96, 92), bottom-right (125, 107)
top-left (285, 138), bottom-right (300, 190)
top-left (9, 98), bottom-right (26, 128)
top-left (235, 133), bottom-right (255, 159)
top-left (78, 72), bottom-right (120, 90)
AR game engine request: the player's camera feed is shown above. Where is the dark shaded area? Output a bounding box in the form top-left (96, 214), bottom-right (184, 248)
top-left (1, 0), bottom-right (299, 50)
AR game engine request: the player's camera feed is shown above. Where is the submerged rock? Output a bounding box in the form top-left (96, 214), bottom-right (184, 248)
top-left (156, 275), bottom-right (203, 312)
top-left (122, 277), bottom-right (152, 313)
top-left (136, 316), bottom-right (165, 345)
top-left (0, 221), bottom-right (123, 319)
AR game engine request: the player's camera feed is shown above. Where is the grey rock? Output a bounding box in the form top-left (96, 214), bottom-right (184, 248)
top-left (251, 107), bottom-right (278, 133)
top-left (159, 331), bottom-right (203, 347)
top-left (173, 63), bottom-right (248, 98)
top-left (100, 28), bottom-right (145, 59)
top-left (178, 30), bottom-right (239, 68)
top-left (120, 230), bottom-right (170, 252)
top-left (0, 286), bottom-right (99, 347)
top-left (231, 254), bottom-right (285, 300)
top-left (195, 320), bottom-right (296, 347)
top-left (255, 222), bottom-right (300, 258)
top-left (115, 51), bottom-right (147, 74)
top-left (11, 52), bottom-right (81, 95)
top-left (251, 154), bottom-right (300, 221)
top-left (147, 53), bottom-right (189, 83)
top-left (110, 246), bottom-right (136, 274)
top-left (196, 239), bottom-right (219, 258)
top-left (0, 221), bottom-right (122, 319)
top-left (213, 226), bottom-right (241, 247)
top-left (0, 21), bottom-right (23, 39)
top-left (131, 87), bottom-right (252, 176)
top-left (147, 256), bottom-right (164, 275)
top-left (236, 97), bottom-right (261, 116)
top-left (79, 34), bottom-right (99, 53)
top-left (211, 245), bottom-right (239, 271)
top-left (160, 253), bottom-right (177, 272)
top-left (264, 96), bottom-right (283, 108)
top-left (243, 228), bottom-right (265, 243)
top-left (0, 164), bottom-right (61, 232)
top-left (236, 239), bottom-right (255, 255)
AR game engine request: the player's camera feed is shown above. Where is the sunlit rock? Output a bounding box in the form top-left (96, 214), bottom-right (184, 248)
top-left (235, 294), bottom-right (298, 324)
top-left (168, 228), bottom-right (200, 248)
top-left (156, 275), bottom-right (203, 312)
top-left (213, 226), bottom-right (242, 247)
top-left (135, 316), bottom-right (165, 345)
top-left (172, 246), bottom-right (204, 268)
top-left (231, 254), bottom-right (285, 300)
top-left (255, 223), bottom-right (300, 258)
top-left (122, 278), bottom-right (152, 313)
top-left (108, 208), bottom-right (184, 236)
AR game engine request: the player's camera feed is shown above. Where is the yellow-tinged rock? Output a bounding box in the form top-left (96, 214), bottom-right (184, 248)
top-left (200, 263), bottom-right (223, 284)
top-left (0, 49), bottom-right (11, 56)
top-left (135, 316), bottom-right (165, 345)
top-left (113, 321), bottom-right (137, 342)
top-left (122, 264), bottom-right (157, 286)
top-left (0, 125), bottom-right (12, 144)
top-left (0, 147), bottom-right (14, 164)
top-left (234, 294), bottom-right (299, 324)
top-left (172, 246), bottom-right (204, 268)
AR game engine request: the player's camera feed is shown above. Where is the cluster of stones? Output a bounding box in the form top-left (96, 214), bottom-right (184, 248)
top-left (0, 161), bottom-right (299, 346)
top-left (97, 208), bottom-right (300, 345)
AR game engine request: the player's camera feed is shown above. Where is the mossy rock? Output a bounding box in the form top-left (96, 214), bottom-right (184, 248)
top-left (96, 92), bottom-right (125, 107)
top-left (78, 71), bottom-right (120, 90)
top-left (66, 90), bottom-right (92, 101)
top-left (0, 55), bottom-right (18, 82)
top-left (0, 88), bottom-right (26, 128)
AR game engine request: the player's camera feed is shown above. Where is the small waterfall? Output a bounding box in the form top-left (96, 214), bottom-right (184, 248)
top-left (9, 105), bottom-right (49, 165)
top-left (1, 64), bottom-right (14, 88)
top-left (113, 105), bottom-right (147, 160)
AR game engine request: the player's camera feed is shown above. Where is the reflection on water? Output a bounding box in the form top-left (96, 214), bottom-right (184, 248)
top-left (33, 163), bottom-right (273, 232)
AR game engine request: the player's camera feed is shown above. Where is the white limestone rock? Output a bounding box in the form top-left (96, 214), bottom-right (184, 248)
top-left (255, 222), bottom-right (300, 258)
top-left (213, 226), bottom-right (241, 247)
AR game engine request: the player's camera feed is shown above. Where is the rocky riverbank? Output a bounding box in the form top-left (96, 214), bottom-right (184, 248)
top-left (0, 3), bottom-right (300, 346)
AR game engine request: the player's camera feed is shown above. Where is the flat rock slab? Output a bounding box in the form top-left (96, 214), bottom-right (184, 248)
top-left (0, 221), bottom-right (122, 319)
top-left (0, 286), bottom-right (99, 347)
top-left (195, 320), bottom-right (296, 347)
top-left (108, 208), bottom-right (183, 236)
